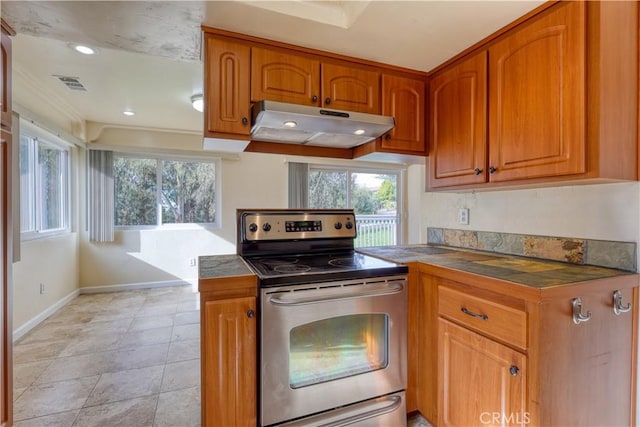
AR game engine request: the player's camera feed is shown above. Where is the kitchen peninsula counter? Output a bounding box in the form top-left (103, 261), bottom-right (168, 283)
top-left (357, 244), bottom-right (637, 291)
top-left (198, 255), bottom-right (257, 294)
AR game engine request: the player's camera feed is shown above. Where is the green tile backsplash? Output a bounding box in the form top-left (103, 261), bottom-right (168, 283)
top-left (427, 228), bottom-right (637, 272)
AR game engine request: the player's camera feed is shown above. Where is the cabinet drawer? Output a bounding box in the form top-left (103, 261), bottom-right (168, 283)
top-left (438, 286), bottom-right (527, 349)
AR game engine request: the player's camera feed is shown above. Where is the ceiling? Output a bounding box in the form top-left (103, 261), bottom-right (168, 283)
top-left (2, 0), bottom-right (545, 138)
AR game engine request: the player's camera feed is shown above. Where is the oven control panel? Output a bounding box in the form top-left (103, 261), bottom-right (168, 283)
top-left (239, 210), bottom-right (357, 241)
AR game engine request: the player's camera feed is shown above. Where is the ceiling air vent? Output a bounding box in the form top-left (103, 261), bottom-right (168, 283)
top-left (54, 75), bottom-right (87, 91)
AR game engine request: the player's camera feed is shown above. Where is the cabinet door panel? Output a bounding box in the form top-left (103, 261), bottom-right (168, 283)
top-left (489, 1), bottom-right (585, 182)
top-left (321, 63), bottom-right (379, 114)
top-left (439, 319), bottom-right (527, 427)
top-left (205, 37), bottom-right (251, 136)
top-left (429, 51), bottom-right (487, 188)
top-left (536, 289), bottom-right (636, 426)
top-left (381, 75), bottom-right (425, 153)
top-left (1, 30), bottom-right (11, 130)
top-left (251, 47), bottom-right (320, 105)
top-left (202, 296), bottom-right (256, 427)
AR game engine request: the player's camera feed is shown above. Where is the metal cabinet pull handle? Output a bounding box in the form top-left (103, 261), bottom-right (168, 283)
top-left (473, 168), bottom-right (483, 176)
top-left (509, 365), bottom-right (519, 376)
top-left (488, 166), bottom-right (498, 174)
top-left (572, 298), bottom-right (591, 324)
top-left (461, 307), bottom-right (488, 320)
top-left (311, 95), bottom-right (318, 102)
top-left (247, 309), bottom-right (254, 318)
top-left (613, 290), bottom-right (632, 315)
top-left (241, 117), bottom-right (248, 125)
top-left (325, 97), bottom-right (332, 105)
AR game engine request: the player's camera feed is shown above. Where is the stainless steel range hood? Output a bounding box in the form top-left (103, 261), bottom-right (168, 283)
top-left (251, 101), bottom-right (395, 148)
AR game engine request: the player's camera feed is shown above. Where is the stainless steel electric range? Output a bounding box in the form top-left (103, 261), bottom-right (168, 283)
top-left (237, 209), bottom-right (408, 427)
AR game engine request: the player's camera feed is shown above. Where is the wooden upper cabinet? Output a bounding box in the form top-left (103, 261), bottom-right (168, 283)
top-left (1, 23), bottom-right (13, 131)
top-left (321, 63), bottom-right (380, 114)
top-left (429, 51), bottom-right (487, 188)
top-left (427, 1), bottom-right (637, 190)
top-left (250, 48), bottom-right (380, 114)
top-left (488, 0), bottom-right (586, 182)
top-left (204, 36), bottom-right (251, 138)
top-left (251, 47), bottom-right (320, 106)
top-left (381, 74), bottom-right (425, 154)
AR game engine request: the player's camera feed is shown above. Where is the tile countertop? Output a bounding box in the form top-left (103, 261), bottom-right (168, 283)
top-left (199, 255), bottom-right (254, 279)
top-left (356, 244), bottom-right (636, 289)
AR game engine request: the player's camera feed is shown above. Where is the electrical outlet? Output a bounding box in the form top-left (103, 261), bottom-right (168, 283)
top-left (458, 208), bottom-right (469, 225)
top-left (189, 258), bottom-right (197, 267)
top-left (40, 283), bottom-right (45, 294)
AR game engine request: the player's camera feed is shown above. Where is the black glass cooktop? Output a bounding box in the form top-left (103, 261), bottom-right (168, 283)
top-left (243, 251), bottom-right (408, 287)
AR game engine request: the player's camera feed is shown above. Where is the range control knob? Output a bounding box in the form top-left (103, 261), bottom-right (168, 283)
top-left (248, 223), bottom-right (258, 233)
top-left (334, 222), bottom-right (343, 230)
top-left (345, 221), bottom-right (354, 230)
top-left (262, 223), bottom-right (272, 232)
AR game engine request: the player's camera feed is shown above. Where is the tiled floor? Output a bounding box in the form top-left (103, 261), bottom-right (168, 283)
top-left (13, 284), bottom-right (431, 427)
top-left (13, 285), bottom-right (201, 427)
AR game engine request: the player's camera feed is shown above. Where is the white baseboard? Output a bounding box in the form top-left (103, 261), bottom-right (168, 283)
top-left (79, 279), bottom-right (196, 294)
top-left (13, 289), bottom-right (80, 342)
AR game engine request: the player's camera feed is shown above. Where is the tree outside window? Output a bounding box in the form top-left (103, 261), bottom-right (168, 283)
top-left (308, 168), bottom-right (400, 247)
top-left (114, 156), bottom-right (217, 227)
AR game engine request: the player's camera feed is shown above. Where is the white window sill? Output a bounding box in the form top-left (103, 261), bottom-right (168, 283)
top-left (21, 228), bottom-right (71, 242)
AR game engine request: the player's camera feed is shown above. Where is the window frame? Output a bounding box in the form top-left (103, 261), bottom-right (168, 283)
top-left (19, 134), bottom-right (72, 241)
top-left (307, 164), bottom-right (404, 245)
top-left (113, 152), bottom-right (222, 230)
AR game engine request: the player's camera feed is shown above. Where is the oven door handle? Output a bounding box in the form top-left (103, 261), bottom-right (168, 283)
top-left (268, 281), bottom-right (404, 306)
top-left (282, 394), bottom-right (403, 427)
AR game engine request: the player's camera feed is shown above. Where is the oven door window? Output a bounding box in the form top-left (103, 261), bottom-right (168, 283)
top-left (289, 314), bottom-right (389, 389)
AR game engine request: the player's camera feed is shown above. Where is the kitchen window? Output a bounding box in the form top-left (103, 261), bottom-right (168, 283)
top-left (307, 166), bottom-right (402, 247)
top-left (114, 154), bottom-right (220, 227)
top-left (19, 135), bottom-right (71, 239)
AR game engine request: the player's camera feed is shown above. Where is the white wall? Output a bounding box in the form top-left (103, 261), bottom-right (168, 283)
top-left (79, 126), bottom-right (413, 289)
top-left (13, 233), bottom-right (80, 332)
top-left (12, 122), bottom-right (83, 334)
top-left (408, 164), bottom-right (640, 267)
top-left (79, 150), bottom-right (289, 288)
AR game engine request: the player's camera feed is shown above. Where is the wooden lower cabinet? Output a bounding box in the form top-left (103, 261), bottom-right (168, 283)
top-left (200, 275), bottom-right (257, 427)
top-left (439, 319), bottom-right (527, 427)
top-left (410, 263), bottom-right (638, 426)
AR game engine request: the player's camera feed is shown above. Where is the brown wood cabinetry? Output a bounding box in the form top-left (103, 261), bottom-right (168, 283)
top-left (200, 274), bottom-right (258, 427)
top-left (429, 51), bottom-right (487, 187)
top-left (488, 0), bottom-right (585, 182)
top-left (439, 319), bottom-right (527, 427)
top-left (321, 62), bottom-right (379, 114)
top-left (1, 24), bottom-right (12, 131)
top-left (411, 262), bottom-right (638, 426)
top-left (251, 47), bottom-right (320, 106)
top-left (380, 74), bottom-right (425, 154)
top-left (204, 35), bottom-right (251, 139)
top-left (202, 27), bottom-right (426, 160)
top-left (251, 47), bottom-right (379, 114)
top-left (0, 19), bottom-right (13, 427)
top-left (427, 1), bottom-right (638, 190)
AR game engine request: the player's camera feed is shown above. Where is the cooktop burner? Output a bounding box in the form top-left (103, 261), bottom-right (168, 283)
top-left (243, 251), bottom-right (408, 287)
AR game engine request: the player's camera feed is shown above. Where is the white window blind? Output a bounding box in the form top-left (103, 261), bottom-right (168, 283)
top-left (88, 150), bottom-right (115, 242)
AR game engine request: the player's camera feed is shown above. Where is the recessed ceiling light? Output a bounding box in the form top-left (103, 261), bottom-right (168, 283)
top-left (70, 43), bottom-right (97, 55)
top-left (354, 129), bottom-right (366, 135)
top-left (123, 111), bottom-right (135, 116)
top-left (191, 94), bottom-right (204, 112)
top-left (283, 121), bottom-right (297, 128)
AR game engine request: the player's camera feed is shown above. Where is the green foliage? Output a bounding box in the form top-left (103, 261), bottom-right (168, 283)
top-left (308, 170), bottom-right (347, 209)
top-left (114, 157), bottom-right (157, 226)
top-left (114, 157), bottom-right (216, 226)
top-left (377, 179), bottom-right (396, 210)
